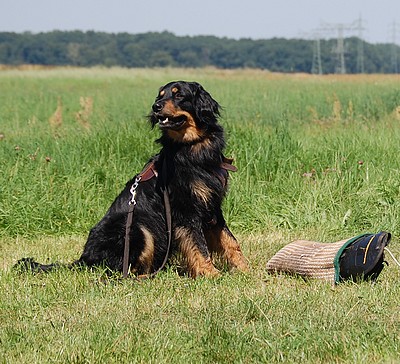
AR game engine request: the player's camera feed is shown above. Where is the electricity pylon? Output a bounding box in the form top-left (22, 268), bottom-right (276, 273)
top-left (390, 21), bottom-right (399, 74)
top-left (311, 32), bottom-right (323, 75)
top-left (355, 16), bottom-right (366, 73)
top-left (320, 22), bottom-right (354, 74)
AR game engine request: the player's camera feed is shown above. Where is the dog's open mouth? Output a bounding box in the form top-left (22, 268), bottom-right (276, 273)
top-left (157, 114), bottom-right (187, 130)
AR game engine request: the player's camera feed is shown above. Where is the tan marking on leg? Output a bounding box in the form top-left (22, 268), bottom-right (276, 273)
top-left (135, 225), bottom-right (155, 274)
top-left (205, 225), bottom-right (249, 272)
top-left (191, 180), bottom-right (212, 205)
top-left (175, 227), bottom-right (219, 278)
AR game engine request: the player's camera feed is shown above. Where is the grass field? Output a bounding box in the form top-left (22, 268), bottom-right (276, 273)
top-left (1, 67), bottom-right (400, 363)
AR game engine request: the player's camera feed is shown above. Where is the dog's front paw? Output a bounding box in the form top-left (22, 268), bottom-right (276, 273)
top-left (189, 257), bottom-right (220, 278)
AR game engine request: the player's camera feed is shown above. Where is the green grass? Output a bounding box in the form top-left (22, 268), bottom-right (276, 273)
top-left (1, 67), bottom-right (400, 363)
top-left (2, 259), bottom-right (399, 363)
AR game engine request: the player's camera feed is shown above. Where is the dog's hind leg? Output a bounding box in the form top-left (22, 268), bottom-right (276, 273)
top-left (175, 226), bottom-right (220, 278)
top-left (205, 225), bottom-right (249, 272)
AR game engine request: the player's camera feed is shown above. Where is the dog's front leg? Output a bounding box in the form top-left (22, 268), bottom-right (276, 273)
top-left (174, 226), bottom-right (219, 278)
top-left (205, 224), bottom-right (249, 272)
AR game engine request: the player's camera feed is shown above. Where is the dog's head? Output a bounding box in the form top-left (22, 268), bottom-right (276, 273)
top-left (149, 81), bottom-right (221, 143)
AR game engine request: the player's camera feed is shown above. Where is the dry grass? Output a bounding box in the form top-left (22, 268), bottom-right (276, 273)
top-left (75, 96), bottom-right (93, 130)
top-left (48, 96), bottom-right (63, 131)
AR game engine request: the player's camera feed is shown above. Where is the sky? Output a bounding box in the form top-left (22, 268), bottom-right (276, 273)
top-left (0, 0), bottom-right (399, 44)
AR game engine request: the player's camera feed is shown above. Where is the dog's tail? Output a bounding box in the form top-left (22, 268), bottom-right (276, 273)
top-left (13, 257), bottom-right (81, 273)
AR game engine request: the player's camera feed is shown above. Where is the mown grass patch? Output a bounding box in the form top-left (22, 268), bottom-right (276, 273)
top-left (1, 233), bottom-right (399, 363)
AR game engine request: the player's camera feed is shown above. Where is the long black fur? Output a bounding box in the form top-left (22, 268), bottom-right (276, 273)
top-left (15, 81), bottom-right (248, 278)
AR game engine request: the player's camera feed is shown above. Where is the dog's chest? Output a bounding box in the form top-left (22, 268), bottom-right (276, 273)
top-left (169, 169), bottom-right (221, 208)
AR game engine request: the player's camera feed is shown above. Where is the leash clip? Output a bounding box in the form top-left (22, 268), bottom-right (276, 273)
top-left (129, 176), bottom-right (142, 205)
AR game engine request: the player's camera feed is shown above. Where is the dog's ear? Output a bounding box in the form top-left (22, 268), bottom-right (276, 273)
top-left (191, 82), bottom-right (221, 123)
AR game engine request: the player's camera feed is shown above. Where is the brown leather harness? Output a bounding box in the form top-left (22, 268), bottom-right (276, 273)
top-left (122, 155), bottom-right (237, 279)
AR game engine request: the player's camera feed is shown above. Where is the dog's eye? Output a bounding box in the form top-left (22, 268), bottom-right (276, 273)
top-left (174, 92), bottom-right (184, 99)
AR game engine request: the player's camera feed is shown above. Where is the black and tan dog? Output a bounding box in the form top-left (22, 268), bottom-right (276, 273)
top-left (17, 81), bottom-right (248, 278)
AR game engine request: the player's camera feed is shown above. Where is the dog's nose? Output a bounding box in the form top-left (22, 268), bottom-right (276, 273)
top-left (152, 102), bottom-right (163, 113)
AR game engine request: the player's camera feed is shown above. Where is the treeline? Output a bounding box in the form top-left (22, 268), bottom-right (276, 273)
top-left (0, 31), bottom-right (398, 73)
